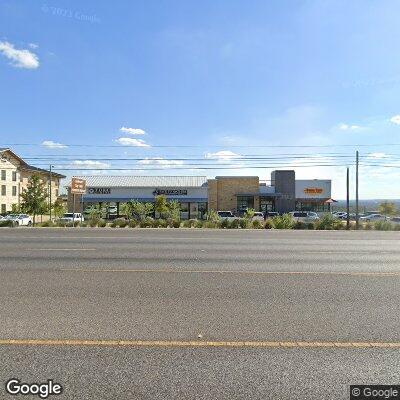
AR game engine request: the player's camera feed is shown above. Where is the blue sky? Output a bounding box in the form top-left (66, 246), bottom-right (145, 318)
top-left (1, 0), bottom-right (400, 198)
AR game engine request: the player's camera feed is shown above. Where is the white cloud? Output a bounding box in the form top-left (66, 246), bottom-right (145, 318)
top-left (138, 158), bottom-right (184, 168)
top-left (0, 41), bottom-right (39, 69)
top-left (28, 43), bottom-right (39, 49)
top-left (338, 123), bottom-right (363, 131)
top-left (115, 137), bottom-right (150, 147)
top-left (367, 152), bottom-right (389, 159)
top-left (120, 127), bottom-right (146, 135)
top-left (390, 115), bottom-right (400, 125)
top-left (42, 140), bottom-right (68, 149)
top-left (204, 150), bottom-right (242, 161)
top-left (71, 160), bottom-right (110, 169)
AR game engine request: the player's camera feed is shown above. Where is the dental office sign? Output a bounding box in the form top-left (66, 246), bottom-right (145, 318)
top-left (70, 178), bottom-right (87, 194)
top-left (153, 189), bottom-right (188, 196)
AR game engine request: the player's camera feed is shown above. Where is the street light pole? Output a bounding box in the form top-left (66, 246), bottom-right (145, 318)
top-left (49, 165), bottom-right (53, 221)
top-left (355, 151), bottom-right (359, 230)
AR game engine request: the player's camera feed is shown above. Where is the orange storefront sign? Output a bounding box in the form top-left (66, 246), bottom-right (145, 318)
top-left (304, 187), bottom-right (324, 195)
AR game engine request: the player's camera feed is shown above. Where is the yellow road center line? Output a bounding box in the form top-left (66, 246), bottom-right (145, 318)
top-left (0, 339), bottom-right (399, 348)
top-left (25, 249), bottom-right (97, 251)
top-left (60, 268), bottom-right (400, 277)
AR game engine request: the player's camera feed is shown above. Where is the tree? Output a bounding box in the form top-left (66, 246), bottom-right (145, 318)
top-left (166, 200), bottom-right (181, 221)
top-left (154, 195), bottom-right (169, 219)
top-left (125, 200), bottom-right (154, 221)
top-left (20, 174), bottom-right (48, 226)
top-left (244, 208), bottom-right (255, 220)
top-left (85, 204), bottom-right (104, 221)
top-left (205, 209), bottom-right (220, 223)
top-left (11, 203), bottom-right (21, 213)
top-left (378, 201), bottom-right (397, 216)
top-left (52, 199), bottom-right (66, 219)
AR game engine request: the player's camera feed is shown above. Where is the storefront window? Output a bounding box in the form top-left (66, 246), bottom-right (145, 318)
top-left (180, 202), bottom-right (189, 220)
top-left (295, 201), bottom-right (330, 212)
top-left (189, 203), bottom-right (198, 219)
top-left (237, 196), bottom-right (254, 212)
top-left (198, 202), bottom-right (207, 220)
top-left (260, 197), bottom-right (275, 213)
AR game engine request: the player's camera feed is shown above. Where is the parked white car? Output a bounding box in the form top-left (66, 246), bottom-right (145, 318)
top-left (252, 212), bottom-right (265, 222)
top-left (217, 211), bottom-right (236, 222)
top-left (289, 211), bottom-right (320, 223)
top-left (360, 214), bottom-right (389, 222)
top-left (8, 214), bottom-right (33, 226)
top-left (58, 213), bottom-right (85, 223)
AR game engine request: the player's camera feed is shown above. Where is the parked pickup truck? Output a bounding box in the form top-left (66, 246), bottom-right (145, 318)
top-left (58, 213), bottom-right (85, 223)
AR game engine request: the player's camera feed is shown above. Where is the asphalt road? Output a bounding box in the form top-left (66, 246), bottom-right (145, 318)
top-left (0, 228), bottom-right (400, 399)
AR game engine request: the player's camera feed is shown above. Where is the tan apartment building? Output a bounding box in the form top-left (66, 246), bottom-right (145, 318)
top-left (0, 148), bottom-right (65, 214)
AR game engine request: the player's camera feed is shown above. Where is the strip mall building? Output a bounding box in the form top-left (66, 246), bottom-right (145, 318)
top-left (68, 170), bottom-right (333, 218)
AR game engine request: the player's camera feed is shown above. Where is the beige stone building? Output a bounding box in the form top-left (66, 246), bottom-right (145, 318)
top-left (0, 148), bottom-right (65, 214)
top-left (67, 173), bottom-right (333, 217)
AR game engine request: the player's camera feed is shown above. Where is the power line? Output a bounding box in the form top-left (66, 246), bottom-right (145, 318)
top-left (4, 143), bottom-right (400, 148)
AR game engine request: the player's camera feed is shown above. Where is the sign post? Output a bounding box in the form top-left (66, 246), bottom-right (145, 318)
top-left (70, 178), bottom-right (87, 225)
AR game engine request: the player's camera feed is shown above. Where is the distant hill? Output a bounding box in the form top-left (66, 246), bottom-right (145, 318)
top-left (333, 199), bottom-right (400, 213)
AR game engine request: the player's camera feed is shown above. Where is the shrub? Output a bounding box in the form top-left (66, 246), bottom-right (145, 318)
top-left (315, 214), bottom-right (343, 230)
top-left (80, 221), bottom-right (88, 227)
top-left (230, 219), bottom-right (240, 229)
top-left (363, 222), bottom-right (373, 230)
top-left (139, 217), bottom-right (154, 228)
top-left (374, 220), bottom-right (393, 231)
top-left (239, 218), bottom-right (250, 229)
top-left (307, 222), bottom-right (315, 230)
top-left (172, 219), bottom-right (181, 228)
top-left (157, 219), bottom-right (168, 228)
top-left (98, 219), bottom-right (107, 228)
top-left (182, 219), bottom-right (197, 228)
top-left (293, 221), bottom-right (307, 230)
top-left (264, 219), bottom-right (273, 229)
top-left (88, 218), bottom-right (99, 227)
top-left (252, 219), bottom-right (263, 229)
top-left (0, 220), bottom-right (13, 227)
top-left (128, 220), bottom-right (138, 228)
top-left (115, 218), bottom-right (127, 228)
top-left (393, 224), bottom-right (400, 231)
top-left (272, 214), bottom-right (294, 229)
top-left (195, 220), bottom-right (203, 228)
top-left (220, 219), bottom-right (230, 229)
top-left (203, 221), bottom-right (218, 228)
top-left (64, 221), bottom-right (81, 228)
top-left (205, 210), bottom-right (221, 223)
top-left (55, 220), bottom-right (67, 227)
top-left (40, 220), bottom-right (55, 227)
top-left (110, 220), bottom-right (118, 228)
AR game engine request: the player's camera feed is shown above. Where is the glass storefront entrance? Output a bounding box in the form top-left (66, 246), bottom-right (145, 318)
top-left (260, 197), bottom-right (275, 213)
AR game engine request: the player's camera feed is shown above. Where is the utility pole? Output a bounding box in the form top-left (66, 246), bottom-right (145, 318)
top-left (346, 167), bottom-right (350, 230)
top-left (49, 165), bottom-right (53, 221)
top-left (355, 151), bottom-right (359, 230)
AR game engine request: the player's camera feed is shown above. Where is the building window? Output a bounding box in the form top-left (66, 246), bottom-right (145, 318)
top-left (179, 202), bottom-right (189, 220)
top-left (12, 186), bottom-right (17, 196)
top-left (237, 196), bottom-right (254, 212)
top-left (1, 204), bottom-right (6, 214)
top-left (1, 170), bottom-right (5, 180)
top-left (260, 197), bottom-right (275, 213)
top-left (198, 202), bottom-right (207, 219)
top-left (1, 185), bottom-right (6, 196)
top-left (12, 171), bottom-right (17, 181)
top-left (295, 201), bottom-right (330, 212)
